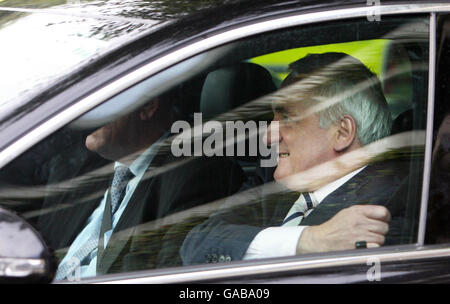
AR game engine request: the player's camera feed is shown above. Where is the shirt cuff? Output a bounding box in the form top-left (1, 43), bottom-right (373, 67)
top-left (242, 226), bottom-right (308, 260)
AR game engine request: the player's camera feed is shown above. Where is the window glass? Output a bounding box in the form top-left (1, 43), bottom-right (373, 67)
top-left (425, 14), bottom-right (450, 244)
top-left (0, 15), bottom-right (429, 281)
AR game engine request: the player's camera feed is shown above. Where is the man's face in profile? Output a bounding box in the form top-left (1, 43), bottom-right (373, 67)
top-left (85, 112), bottom-right (140, 161)
top-left (265, 100), bottom-right (335, 181)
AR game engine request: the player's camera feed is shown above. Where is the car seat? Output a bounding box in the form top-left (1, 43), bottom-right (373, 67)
top-left (199, 62), bottom-right (277, 176)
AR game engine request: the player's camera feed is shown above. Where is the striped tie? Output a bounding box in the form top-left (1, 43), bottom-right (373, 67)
top-left (281, 192), bottom-right (316, 226)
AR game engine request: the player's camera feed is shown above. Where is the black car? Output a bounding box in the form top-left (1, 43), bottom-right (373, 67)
top-left (0, 0), bottom-right (449, 284)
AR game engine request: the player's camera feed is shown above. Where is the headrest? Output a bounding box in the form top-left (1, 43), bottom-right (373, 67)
top-left (200, 62), bottom-right (276, 120)
top-left (391, 109), bottom-right (414, 135)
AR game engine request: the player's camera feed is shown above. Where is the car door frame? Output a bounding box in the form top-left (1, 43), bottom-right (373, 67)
top-left (1, 2), bottom-right (449, 284)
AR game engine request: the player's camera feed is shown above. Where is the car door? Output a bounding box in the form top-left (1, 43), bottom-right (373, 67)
top-left (0, 2), bottom-right (448, 284)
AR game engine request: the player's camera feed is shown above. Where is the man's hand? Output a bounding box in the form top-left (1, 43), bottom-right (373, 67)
top-left (296, 205), bottom-right (391, 254)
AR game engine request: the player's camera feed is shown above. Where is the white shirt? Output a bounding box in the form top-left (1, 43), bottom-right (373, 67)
top-left (243, 166), bottom-right (366, 260)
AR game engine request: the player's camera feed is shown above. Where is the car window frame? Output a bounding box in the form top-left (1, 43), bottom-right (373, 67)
top-left (48, 5), bottom-right (447, 284)
top-left (0, 3), bottom-right (448, 284)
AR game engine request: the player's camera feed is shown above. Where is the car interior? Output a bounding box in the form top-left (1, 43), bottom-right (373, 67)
top-left (0, 15), bottom-right (431, 275)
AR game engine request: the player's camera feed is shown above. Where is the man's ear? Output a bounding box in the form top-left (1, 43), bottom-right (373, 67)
top-left (139, 98), bottom-right (159, 121)
top-left (333, 115), bottom-right (357, 152)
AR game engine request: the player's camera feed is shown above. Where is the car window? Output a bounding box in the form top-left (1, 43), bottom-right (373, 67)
top-left (0, 15), bottom-right (430, 282)
top-left (425, 13), bottom-right (450, 245)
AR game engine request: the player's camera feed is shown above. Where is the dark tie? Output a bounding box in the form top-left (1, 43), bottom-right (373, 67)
top-left (281, 192), bottom-right (316, 226)
top-left (97, 166), bottom-right (134, 258)
top-left (110, 166), bottom-right (134, 215)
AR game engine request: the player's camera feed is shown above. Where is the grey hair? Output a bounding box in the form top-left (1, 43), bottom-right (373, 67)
top-left (282, 53), bottom-right (392, 146)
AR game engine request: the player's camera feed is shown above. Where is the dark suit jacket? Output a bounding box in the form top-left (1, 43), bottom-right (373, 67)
top-left (36, 145), bottom-right (245, 275)
top-left (180, 159), bottom-right (411, 266)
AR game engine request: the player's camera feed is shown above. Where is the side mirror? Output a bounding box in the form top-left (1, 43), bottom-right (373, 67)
top-left (0, 207), bottom-right (56, 283)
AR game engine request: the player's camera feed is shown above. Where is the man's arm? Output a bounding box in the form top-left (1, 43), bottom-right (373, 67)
top-left (297, 205), bottom-right (391, 253)
top-left (181, 204), bottom-right (391, 264)
top-left (242, 205), bottom-right (390, 259)
top-left (181, 164), bottom-right (393, 263)
top-left (180, 217), bottom-right (263, 265)
top-left (179, 162), bottom-right (278, 265)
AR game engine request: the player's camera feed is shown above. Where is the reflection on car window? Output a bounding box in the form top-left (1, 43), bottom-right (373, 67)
top-left (0, 16), bottom-right (429, 281)
top-left (425, 14), bottom-right (450, 245)
top-left (0, 5), bottom-right (155, 111)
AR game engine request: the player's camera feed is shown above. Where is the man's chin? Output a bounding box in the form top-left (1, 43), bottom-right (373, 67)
top-left (273, 168), bottom-right (290, 182)
top-left (274, 167), bottom-right (305, 191)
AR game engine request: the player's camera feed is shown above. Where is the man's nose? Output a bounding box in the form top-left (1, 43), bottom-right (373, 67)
top-left (263, 121), bottom-right (280, 146)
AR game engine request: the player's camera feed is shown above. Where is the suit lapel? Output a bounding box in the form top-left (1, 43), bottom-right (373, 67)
top-left (40, 176), bottom-right (112, 251)
top-left (96, 152), bottom-right (168, 274)
top-left (300, 168), bottom-right (370, 226)
top-left (38, 151), bottom-right (113, 250)
top-left (260, 171), bottom-right (369, 228)
top-left (261, 183), bottom-right (300, 226)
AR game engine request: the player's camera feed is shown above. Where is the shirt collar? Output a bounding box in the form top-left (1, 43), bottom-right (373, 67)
top-left (312, 166), bottom-right (367, 204)
top-left (114, 132), bottom-right (169, 177)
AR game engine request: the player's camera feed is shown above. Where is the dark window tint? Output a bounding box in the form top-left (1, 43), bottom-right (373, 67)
top-left (425, 13), bottom-right (450, 244)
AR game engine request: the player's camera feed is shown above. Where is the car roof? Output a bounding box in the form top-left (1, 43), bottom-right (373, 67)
top-left (0, 0), bottom-right (438, 23)
top-left (0, 1), bottom-right (365, 18)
